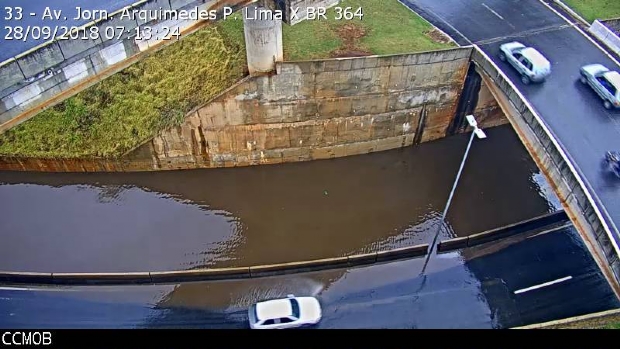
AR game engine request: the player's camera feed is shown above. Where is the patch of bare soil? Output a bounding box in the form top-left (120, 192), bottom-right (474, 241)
top-left (330, 23), bottom-right (372, 58)
top-left (425, 28), bottom-right (451, 44)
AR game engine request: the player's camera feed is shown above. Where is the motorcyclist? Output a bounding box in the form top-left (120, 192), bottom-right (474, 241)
top-left (607, 151), bottom-right (620, 176)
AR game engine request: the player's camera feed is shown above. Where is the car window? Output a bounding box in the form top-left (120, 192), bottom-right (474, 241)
top-left (598, 77), bottom-right (617, 95)
top-left (519, 57), bottom-right (532, 70)
top-left (513, 52), bottom-right (522, 60)
top-left (262, 319), bottom-right (276, 325)
top-left (289, 299), bottom-right (301, 318)
top-left (280, 317), bottom-right (294, 324)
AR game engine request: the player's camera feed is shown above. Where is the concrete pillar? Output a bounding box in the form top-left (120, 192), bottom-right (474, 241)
top-left (243, 4), bottom-right (283, 75)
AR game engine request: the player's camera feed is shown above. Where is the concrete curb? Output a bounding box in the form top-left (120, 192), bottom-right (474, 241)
top-left (513, 308), bottom-right (620, 329)
top-left (437, 210), bottom-right (570, 253)
top-left (550, 0), bottom-right (590, 26)
top-left (0, 244), bottom-right (429, 286)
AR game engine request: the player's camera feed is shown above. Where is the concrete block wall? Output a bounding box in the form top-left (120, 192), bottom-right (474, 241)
top-left (0, 0), bottom-right (254, 132)
top-left (141, 47), bottom-right (496, 169)
top-left (471, 47), bottom-right (620, 297)
top-left (588, 20), bottom-right (620, 56)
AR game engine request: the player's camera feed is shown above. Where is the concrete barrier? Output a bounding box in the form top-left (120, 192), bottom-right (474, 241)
top-left (468, 210), bottom-right (569, 247)
top-left (347, 252), bottom-right (378, 266)
top-left (0, 245), bottom-right (429, 285)
top-left (51, 272), bottom-right (152, 285)
top-left (249, 257), bottom-right (350, 278)
top-left (0, 271), bottom-right (53, 284)
top-left (437, 211), bottom-right (570, 253)
top-left (149, 266), bottom-right (251, 283)
top-left (437, 236), bottom-right (468, 253)
top-left (471, 45), bottom-right (620, 298)
top-left (376, 244), bottom-right (429, 262)
top-left (589, 20), bottom-right (620, 56)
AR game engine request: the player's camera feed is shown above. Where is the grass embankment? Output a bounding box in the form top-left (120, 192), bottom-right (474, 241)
top-left (0, 0), bottom-right (453, 158)
top-left (562, 0), bottom-right (620, 22)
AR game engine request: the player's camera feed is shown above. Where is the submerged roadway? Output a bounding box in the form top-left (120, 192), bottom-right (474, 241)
top-left (400, 0), bottom-right (620, 244)
top-left (1, 226), bottom-right (618, 329)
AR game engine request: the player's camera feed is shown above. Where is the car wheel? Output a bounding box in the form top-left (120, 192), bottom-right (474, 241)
top-left (580, 76), bottom-right (587, 84)
top-left (521, 75), bottom-right (530, 85)
top-left (499, 52), bottom-right (506, 61)
top-left (604, 101), bottom-right (612, 109)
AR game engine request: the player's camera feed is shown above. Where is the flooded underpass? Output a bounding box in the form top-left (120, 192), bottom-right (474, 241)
top-left (1, 124), bottom-right (619, 328)
top-left (0, 125), bottom-right (558, 272)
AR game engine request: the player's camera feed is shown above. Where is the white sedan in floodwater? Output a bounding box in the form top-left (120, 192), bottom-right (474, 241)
top-left (248, 294), bottom-right (322, 329)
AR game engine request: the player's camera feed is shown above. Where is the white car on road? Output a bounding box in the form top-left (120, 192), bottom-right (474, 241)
top-left (499, 41), bottom-right (551, 84)
top-left (579, 63), bottom-right (620, 109)
top-left (248, 294), bottom-right (322, 329)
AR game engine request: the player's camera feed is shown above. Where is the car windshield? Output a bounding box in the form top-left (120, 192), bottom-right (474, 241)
top-left (289, 299), bottom-right (301, 318)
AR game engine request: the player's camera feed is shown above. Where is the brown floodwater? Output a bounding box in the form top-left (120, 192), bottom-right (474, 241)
top-left (0, 125), bottom-right (560, 273)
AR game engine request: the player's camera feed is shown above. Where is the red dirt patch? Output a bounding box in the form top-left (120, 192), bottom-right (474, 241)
top-left (425, 28), bottom-right (451, 44)
top-left (330, 23), bottom-right (372, 58)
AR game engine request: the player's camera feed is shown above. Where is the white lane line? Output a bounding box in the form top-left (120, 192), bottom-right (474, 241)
top-left (514, 275), bottom-right (572, 294)
top-left (0, 286), bottom-right (74, 292)
top-left (538, 0), bottom-right (620, 68)
top-left (482, 3), bottom-right (505, 20)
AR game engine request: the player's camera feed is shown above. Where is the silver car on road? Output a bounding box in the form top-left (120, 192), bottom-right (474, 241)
top-left (499, 41), bottom-right (551, 84)
top-left (579, 64), bottom-right (620, 109)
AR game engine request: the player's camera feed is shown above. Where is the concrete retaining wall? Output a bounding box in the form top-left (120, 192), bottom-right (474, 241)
top-left (133, 47), bottom-right (507, 170)
top-left (471, 46), bottom-right (620, 298)
top-left (0, 243), bottom-right (429, 285)
top-left (589, 20), bottom-right (620, 56)
top-left (437, 210), bottom-right (570, 253)
top-left (602, 18), bottom-right (620, 35)
top-left (0, 48), bottom-right (508, 172)
top-left (0, 0), bottom-right (256, 134)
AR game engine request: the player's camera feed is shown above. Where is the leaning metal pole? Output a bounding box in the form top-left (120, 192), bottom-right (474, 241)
top-left (419, 130), bottom-right (477, 275)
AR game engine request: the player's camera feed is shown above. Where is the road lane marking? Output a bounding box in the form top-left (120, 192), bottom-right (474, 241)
top-left (537, 0), bottom-right (620, 68)
top-left (397, 0), bottom-right (472, 45)
top-left (0, 286), bottom-right (75, 292)
top-left (482, 3), bottom-right (505, 20)
top-left (514, 275), bottom-right (572, 294)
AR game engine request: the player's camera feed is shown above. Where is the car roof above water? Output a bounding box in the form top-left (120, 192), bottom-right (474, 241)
top-left (255, 298), bottom-right (294, 320)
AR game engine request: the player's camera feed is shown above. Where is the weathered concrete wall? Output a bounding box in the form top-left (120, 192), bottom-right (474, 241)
top-left (243, 4), bottom-right (284, 75)
top-left (143, 47), bottom-right (491, 169)
top-left (471, 47), bottom-right (620, 299)
top-left (589, 19), bottom-right (620, 56)
top-left (0, 0), bottom-right (256, 134)
top-left (0, 48), bottom-right (509, 172)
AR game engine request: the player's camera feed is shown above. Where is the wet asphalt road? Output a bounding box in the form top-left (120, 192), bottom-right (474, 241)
top-left (0, 0), bottom-right (136, 61)
top-left (1, 226), bottom-right (618, 329)
top-left (401, 0), bottom-right (620, 244)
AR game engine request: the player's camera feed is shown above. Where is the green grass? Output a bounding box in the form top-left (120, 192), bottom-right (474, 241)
top-left (282, 0), bottom-right (453, 60)
top-left (605, 322), bottom-right (620, 329)
top-left (0, 23), bottom-right (247, 158)
top-left (0, 0), bottom-right (453, 158)
top-left (562, 0), bottom-right (620, 22)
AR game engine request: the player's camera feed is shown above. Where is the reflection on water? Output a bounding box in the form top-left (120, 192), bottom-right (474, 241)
top-left (0, 125), bottom-right (559, 272)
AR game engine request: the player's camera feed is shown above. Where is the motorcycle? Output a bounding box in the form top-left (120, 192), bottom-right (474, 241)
top-left (604, 151), bottom-right (620, 178)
